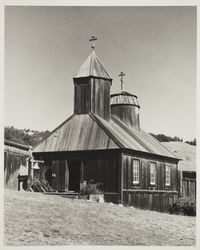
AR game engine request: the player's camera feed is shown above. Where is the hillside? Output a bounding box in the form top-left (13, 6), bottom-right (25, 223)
top-left (4, 189), bottom-right (195, 246)
top-left (161, 141), bottom-right (196, 171)
top-left (4, 126), bottom-right (50, 146)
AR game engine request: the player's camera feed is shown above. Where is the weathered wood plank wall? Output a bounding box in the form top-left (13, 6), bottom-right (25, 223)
top-left (182, 180), bottom-right (196, 197)
top-left (91, 78), bottom-right (111, 121)
top-left (179, 171), bottom-right (196, 197)
top-left (123, 190), bottom-right (178, 212)
top-left (122, 154), bottom-right (178, 191)
top-left (4, 147), bottom-right (29, 190)
top-left (74, 77), bottom-right (111, 120)
top-left (111, 105), bottom-right (140, 130)
top-left (40, 151), bottom-right (119, 194)
top-left (122, 153), bottom-right (179, 211)
top-left (82, 158), bottom-right (118, 193)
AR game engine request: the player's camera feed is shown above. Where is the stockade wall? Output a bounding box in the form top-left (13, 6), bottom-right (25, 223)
top-left (181, 171), bottom-right (196, 197)
top-left (4, 143), bottom-right (30, 190)
top-left (182, 180), bottom-right (196, 197)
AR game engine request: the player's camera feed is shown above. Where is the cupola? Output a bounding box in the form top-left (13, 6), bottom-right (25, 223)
top-left (73, 36), bottom-right (112, 121)
top-left (110, 72), bottom-right (140, 130)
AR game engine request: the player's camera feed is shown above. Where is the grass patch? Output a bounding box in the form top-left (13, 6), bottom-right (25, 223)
top-left (4, 189), bottom-right (196, 246)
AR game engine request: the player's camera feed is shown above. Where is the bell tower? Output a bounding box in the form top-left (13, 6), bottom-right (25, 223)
top-left (73, 36), bottom-right (112, 121)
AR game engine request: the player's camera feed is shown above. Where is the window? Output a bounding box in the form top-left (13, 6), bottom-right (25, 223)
top-left (165, 165), bottom-right (170, 186)
top-left (150, 162), bottom-right (156, 185)
top-left (132, 159), bottom-right (140, 184)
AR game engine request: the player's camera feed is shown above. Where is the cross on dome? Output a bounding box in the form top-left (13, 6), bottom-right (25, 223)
top-left (89, 35), bottom-right (97, 50)
top-left (119, 72), bottom-right (125, 91)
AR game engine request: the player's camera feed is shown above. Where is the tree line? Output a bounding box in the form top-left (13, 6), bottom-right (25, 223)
top-left (4, 126), bottom-right (50, 147)
top-left (150, 133), bottom-right (196, 146)
top-left (4, 126), bottom-right (196, 147)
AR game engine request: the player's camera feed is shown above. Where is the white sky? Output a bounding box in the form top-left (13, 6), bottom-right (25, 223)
top-left (4, 6), bottom-right (196, 141)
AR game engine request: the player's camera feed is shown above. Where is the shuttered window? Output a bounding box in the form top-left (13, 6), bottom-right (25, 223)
top-left (132, 159), bottom-right (140, 184)
top-left (150, 162), bottom-right (156, 185)
top-left (165, 165), bottom-right (170, 186)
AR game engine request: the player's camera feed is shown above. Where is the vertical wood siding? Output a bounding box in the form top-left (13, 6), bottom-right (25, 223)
top-left (122, 153), bottom-right (179, 212)
top-left (74, 81), bottom-right (91, 114)
top-left (111, 105), bottom-right (140, 130)
top-left (74, 77), bottom-right (111, 120)
top-left (91, 78), bottom-right (111, 121)
top-left (181, 171), bottom-right (196, 197)
top-left (182, 180), bottom-right (196, 197)
top-left (4, 150), bottom-right (28, 190)
top-left (123, 190), bottom-right (178, 212)
top-left (122, 154), bottom-right (178, 191)
top-left (82, 158), bottom-right (118, 193)
top-left (42, 152), bottom-right (119, 194)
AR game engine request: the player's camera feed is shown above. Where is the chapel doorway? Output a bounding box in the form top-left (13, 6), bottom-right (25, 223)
top-left (68, 160), bottom-right (81, 192)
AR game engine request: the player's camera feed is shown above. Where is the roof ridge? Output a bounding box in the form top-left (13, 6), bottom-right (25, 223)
top-left (94, 52), bottom-right (111, 79)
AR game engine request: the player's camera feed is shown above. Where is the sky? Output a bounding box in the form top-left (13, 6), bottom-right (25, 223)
top-left (4, 6), bottom-right (196, 141)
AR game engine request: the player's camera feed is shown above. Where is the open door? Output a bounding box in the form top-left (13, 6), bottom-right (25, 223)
top-left (52, 161), bottom-right (69, 192)
top-left (68, 160), bottom-right (81, 192)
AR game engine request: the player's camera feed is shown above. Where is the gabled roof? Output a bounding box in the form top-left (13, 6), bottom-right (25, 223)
top-left (33, 113), bottom-right (178, 160)
top-left (74, 50), bottom-right (111, 79)
top-left (33, 114), bottom-right (118, 152)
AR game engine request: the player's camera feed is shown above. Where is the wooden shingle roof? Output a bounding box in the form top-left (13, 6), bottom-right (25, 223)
top-left (74, 50), bottom-right (111, 79)
top-left (33, 114), bottom-right (118, 152)
top-left (111, 91), bottom-right (140, 108)
top-left (33, 113), bottom-right (178, 160)
top-left (4, 140), bottom-right (31, 156)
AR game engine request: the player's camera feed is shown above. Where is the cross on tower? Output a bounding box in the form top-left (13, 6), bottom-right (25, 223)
top-left (119, 72), bottom-right (125, 91)
top-left (89, 35), bottom-right (97, 50)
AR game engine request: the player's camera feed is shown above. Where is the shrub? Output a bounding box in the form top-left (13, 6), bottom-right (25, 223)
top-left (170, 196), bottom-right (196, 216)
top-left (80, 180), bottom-right (103, 196)
top-left (30, 177), bottom-right (55, 192)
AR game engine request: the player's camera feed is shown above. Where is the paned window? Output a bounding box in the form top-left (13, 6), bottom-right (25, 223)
top-left (150, 162), bottom-right (156, 185)
top-left (165, 165), bottom-right (170, 186)
top-left (132, 159), bottom-right (140, 184)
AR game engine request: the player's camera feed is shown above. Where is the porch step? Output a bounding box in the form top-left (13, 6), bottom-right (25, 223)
top-left (61, 194), bottom-right (79, 199)
top-left (43, 191), bottom-right (79, 199)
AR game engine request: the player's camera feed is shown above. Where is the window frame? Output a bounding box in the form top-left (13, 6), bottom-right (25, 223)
top-left (149, 161), bottom-right (156, 186)
top-left (132, 158), bottom-right (140, 185)
top-left (165, 165), bottom-right (171, 187)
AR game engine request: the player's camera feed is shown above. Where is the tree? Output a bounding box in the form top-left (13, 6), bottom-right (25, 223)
top-left (4, 126), bottom-right (50, 146)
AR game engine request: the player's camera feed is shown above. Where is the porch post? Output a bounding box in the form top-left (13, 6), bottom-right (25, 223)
top-left (119, 152), bottom-right (123, 204)
top-left (65, 161), bottom-right (69, 191)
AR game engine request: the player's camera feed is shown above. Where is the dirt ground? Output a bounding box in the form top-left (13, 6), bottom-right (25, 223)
top-left (4, 189), bottom-right (196, 246)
